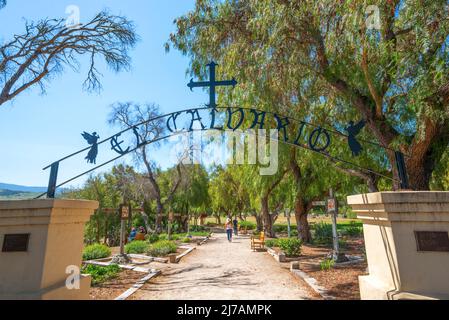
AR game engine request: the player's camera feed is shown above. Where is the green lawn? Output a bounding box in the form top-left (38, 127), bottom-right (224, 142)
top-left (198, 215), bottom-right (362, 230)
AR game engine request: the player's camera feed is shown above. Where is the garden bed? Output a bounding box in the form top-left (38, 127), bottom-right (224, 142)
top-left (296, 237), bottom-right (368, 300)
top-left (88, 268), bottom-right (145, 300)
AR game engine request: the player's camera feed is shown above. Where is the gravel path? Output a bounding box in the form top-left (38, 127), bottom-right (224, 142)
top-left (132, 232), bottom-right (311, 300)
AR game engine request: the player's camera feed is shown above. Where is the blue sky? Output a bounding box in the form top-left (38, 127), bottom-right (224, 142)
top-left (0, 0), bottom-right (207, 188)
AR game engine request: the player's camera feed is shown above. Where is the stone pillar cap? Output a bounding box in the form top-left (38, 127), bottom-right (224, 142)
top-left (0, 199), bottom-right (99, 210)
top-left (348, 191), bottom-right (449, 205)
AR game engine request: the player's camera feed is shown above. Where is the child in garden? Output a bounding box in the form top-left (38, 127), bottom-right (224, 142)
top-left (225, 218), bottom-right (233, 242)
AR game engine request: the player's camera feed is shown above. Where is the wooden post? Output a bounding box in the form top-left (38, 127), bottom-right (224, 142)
top-left (329, 188), bottom-right (340, 261)
top-left (120, 220), bottom-right (126, 255)
top-left (119, 204), bottom-right (130, 256)
top-left (284, 208), bottom-right (291, 238)
top-left (168, 210), bottom-right (173, 241)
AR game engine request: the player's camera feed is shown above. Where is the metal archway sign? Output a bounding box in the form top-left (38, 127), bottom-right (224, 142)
top-left (37, 62), bottom-right (409, 198)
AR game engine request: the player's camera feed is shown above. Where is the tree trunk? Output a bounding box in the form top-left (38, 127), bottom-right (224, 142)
top-left (253, 212), bottom-right (263, 232)
top-left (104, 219), bottom-right (109, 245)
top-left (289, 150), bottom-right (312, 242)
top-left (96, 217), bottom-right (101, 244)
top-left (294, 198), bottom-right (312, 243)
top-left (261, 195), bottom-right (275, 238)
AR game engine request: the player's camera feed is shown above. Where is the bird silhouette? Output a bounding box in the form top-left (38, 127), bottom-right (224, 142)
top-left (345, 120), bottom-right (365, 156)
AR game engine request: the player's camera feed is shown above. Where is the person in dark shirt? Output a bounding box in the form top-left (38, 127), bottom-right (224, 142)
top-left (233, 217), bottom-right (238, 236)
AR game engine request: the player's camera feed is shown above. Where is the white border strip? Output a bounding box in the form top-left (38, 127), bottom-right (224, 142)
top-left (114, 270), bottom-right (161, 301)
top-left (291, 269), bottom-right (336, 300)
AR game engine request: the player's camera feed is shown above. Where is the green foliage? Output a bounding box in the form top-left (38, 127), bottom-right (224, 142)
top-left (158, 233), bottom-right (168, 241)
top-left (147, 240), bottom-right (177, 257)
top-left (239, 221), bottom-right (256, 230)
top-left (273, 224), bottom-right (298, 234)
top-left (320, 259), bottom-right (335, 271)
top-left (342, 221), bottom-right (363, 237)
top-left (189, 225), bottom-right (208, 232)
top-left (346, 210), bottom-right (358, 220)
top-left (124, 241), bottom-right (149, 254)
top-left (313, 222), bottom-right (334, 244)
top-left (168, 0), bottom-right (449, 192)
top-left (277, 238), bottom-right (302, 257)
top-left (145, 233), bottom-right (160, 244)
top-left (265, 239), bottom-right (278, 248)
top-left (181, 237), bottom-right (191, 243)
top-left (82, 244), bottom-right (111, 261)
top-left (82, 264), bottom-right (121, 286)
top-left (188, 231), bottom-right (210, 237)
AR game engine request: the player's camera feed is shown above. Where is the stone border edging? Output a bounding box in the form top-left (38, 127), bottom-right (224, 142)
top-left (266, 247), bottom-right (286, 262)
top-left (290, 267), bottom-right (336, 300)
top-left (114, 270), bottom-right (161, 301)
top-left (175, 246), bottom-right (196, 263)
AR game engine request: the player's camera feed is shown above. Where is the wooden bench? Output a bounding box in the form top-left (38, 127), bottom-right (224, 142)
top-left (251, 231), bottom-right (265, 251)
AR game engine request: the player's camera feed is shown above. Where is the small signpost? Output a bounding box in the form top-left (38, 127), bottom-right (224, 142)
top-left (327, 193), bottom-right (339, 261)
top-left (328, 189), bottom-right (347, 263)
top-left (168, 210), bottom-right (174, 241)
top-left (119, 204), bottom-right (131, 256)
top-left (284, 208), bottom-right (291, 238)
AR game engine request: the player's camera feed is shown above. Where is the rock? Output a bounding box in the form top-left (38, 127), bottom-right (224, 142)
top-left (110, 254), bottom-right (131, 265)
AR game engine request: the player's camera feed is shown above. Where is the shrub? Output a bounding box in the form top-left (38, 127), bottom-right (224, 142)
top-left (265, 239), bottom-right (279, 248)
top-left (239, 221), bottom-right (256, 230)
top-left (181, 237), bottom-right (191, 243)
top-left (82, 264), bottom-right (121, 286)
top-left (82, 244), bottom-right (111, 261)
top-left (190, 225), bottom-right (208, 232)
top-left (158, 233), bottom-right (168, 240)
top-left (313, 222), bottom-right (333, 244)
top-left (145, 233), bottom-right (160, 244)
top-left (147, 240), bottom-right (177, 257)
top-left (320, 258), bottom-right (335, 271)
top-left (188, 231), bottom-right (210, 237)
top-left (124, 240), bottom-right (149, 254)
top-left (346, 209), bottom-right (357, 219)
top-left (277, 238), bottom-right (302, 257)
top-left (343, 221), bottom-right (363, 237)
top-left (273, 224), bottom-right (288, 233)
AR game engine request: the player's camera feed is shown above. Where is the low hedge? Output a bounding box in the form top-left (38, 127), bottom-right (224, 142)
top-left (82, 244), bottom-right (111, 261)
top-left (239, 221), bottom-right (256, 230)
top-left (124, 240), bottom-right (149, 254)
top-left (277, 238), bottom-right (302, 257)
top-left (82, 264), bottom-right (121, 286)
top-left (147, 240), bottom-right (177, 257)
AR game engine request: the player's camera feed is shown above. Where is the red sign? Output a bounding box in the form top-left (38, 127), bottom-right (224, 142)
top-left (327, 198), bottom-right (336, 213)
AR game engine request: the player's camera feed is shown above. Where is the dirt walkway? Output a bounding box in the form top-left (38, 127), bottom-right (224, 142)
top-left (131, 233), bottom-right (311, 300)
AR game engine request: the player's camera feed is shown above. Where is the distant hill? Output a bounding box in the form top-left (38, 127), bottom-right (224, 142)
top-left (0, 183), bottom-right (47, 193)
top-left (0, 189), bottom-right (41, 200)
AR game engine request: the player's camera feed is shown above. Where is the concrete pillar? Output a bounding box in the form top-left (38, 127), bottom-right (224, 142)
top-left (0, 199), bottom-right (98, 300)
top-left (347, 192), bottom-right (449, 300)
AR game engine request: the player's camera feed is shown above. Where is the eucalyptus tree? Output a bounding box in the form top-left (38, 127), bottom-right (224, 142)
top-left (168, 0), bottom-right (449, 190)
top-left (0, 10), bottom-right (137, 106)
top-left (108, 102), bottom-right (183, 233)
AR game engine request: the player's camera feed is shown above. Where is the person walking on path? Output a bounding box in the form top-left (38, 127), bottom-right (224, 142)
top-left (225, 218), bottom-right (233, 242)
top-left (233, 217), bottom-right (239, 236)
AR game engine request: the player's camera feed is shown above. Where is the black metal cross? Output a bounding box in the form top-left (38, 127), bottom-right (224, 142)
top-left (187, 61), bottom-right (237, 108)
